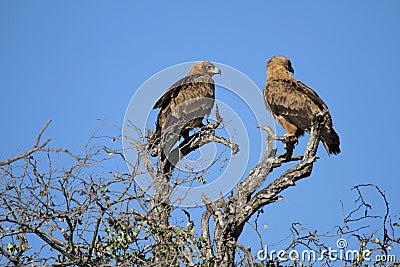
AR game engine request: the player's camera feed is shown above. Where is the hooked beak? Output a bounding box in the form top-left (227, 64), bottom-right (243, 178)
top-left (288, 65), bottom-right (294, 74)
top-left (213, 67), bottom-right (221, 76)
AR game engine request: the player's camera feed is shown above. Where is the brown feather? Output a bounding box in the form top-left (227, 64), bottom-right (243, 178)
top-left (150, 62), bottom-right (221, 156)
top-left (264, 56), bottom-right (340, 155)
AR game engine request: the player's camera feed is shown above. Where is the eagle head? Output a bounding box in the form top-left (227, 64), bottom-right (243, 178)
top-left (267, 56), bottom-right (295, 79)
top-left (189, 61), bottom-right (221, 76)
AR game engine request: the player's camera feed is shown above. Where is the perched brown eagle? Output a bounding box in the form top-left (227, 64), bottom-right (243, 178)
top-left (264, 56), bottom-right (340, 155)
top-left (150, 61), bottom-right (221, 156)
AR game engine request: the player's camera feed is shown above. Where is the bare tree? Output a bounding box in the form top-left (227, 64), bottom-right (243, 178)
top-left (1, 113), bottom-right (398, 266)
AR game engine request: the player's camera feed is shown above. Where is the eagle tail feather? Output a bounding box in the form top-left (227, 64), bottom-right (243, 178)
top-left (321, 129), bottom-right (341, 155)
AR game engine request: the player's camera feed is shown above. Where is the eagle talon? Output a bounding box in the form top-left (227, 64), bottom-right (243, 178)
top-left (148, 142), bottom-right (160, 157)
top-left (283, 135), bottom-right (298, 144)
top-left (283, 133), bottom-right (296, 137)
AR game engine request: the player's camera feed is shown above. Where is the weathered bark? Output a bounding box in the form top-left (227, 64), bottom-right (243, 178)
top-left (199, 112), bottom-right (326, 267)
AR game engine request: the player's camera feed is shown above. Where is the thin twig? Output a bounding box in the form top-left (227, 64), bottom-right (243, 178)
top-left (0, 119), bottom-right (52, 166)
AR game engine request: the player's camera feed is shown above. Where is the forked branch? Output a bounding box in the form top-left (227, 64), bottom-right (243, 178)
top-left (0, 120), bottom-right (52, 167)
top-left (200, 112), bottom-right (326, 266)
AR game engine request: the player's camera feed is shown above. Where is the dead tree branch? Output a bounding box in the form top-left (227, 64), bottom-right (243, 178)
top-left (200, 112), bottom-right (325, 267)
top-left (4, 110), bottom-right (394, 267)
top-left (0, 119), bottom-right (52, 167)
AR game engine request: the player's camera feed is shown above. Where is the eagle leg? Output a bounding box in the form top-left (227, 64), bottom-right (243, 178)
top-left (284, 134), bottom-right (298, 146)
top-left (284, 135), bottom-right (297, 158)
top-left (274, 134), bottom-right (298, 145)
top-left (274, 135), bottom-right (298, 160)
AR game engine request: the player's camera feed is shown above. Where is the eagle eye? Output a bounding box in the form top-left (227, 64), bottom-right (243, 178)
top-left (207, 65), bottom-right (212, 69)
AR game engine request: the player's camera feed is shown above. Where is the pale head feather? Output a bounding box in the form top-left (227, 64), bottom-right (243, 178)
top-left (188, 61), bottom-right (221, 76)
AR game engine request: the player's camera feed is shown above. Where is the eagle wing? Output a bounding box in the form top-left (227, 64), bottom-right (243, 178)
top-left (153, 74), bottom-right (196, 109)
top-left (265, 79), bottom-right (329, 132)
top-left (265, 79), bottom-right (340, 154)
top-left (153, 73), bottom-right (215, 139)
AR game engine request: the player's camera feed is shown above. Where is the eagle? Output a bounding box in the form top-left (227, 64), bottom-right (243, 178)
top-left (149, 61), bottom-right (221, 157)
top-left (264, 56), bottom-right (340, 155)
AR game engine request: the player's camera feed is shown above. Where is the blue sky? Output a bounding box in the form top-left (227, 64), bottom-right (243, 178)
top-left (1, 0), bottom-right (399, 262)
